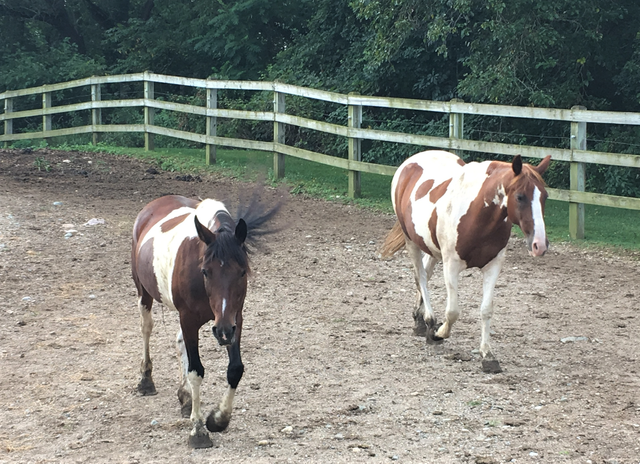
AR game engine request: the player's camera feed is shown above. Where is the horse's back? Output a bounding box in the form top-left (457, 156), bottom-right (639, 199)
top-left (133, 195), bottom-right (199, 243)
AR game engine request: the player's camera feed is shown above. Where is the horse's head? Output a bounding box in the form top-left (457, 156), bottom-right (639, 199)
top-left (194, 215), bottom-right (249, 346)
top-left (506, 155), bottom-right (552, 257)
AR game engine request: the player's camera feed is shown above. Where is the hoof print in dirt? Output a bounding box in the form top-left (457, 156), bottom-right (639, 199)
top-left (175, 174), bottom-right (201, 182)
top-left (481, 359), bottom-right (503, 374)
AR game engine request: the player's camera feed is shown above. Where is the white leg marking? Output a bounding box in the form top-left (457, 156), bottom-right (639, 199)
top-left (176, 329), bottom-right (189, 384)
top-left (406, 241), bottom-right (436, 323)
top-left (435, 259), bottom-right (463, 339)
top-left (479, 251), bottom-right (506, 358)
top-left (214, 387), bottom-right (236, 425)
top-left (187, 371), bottom-right (204, 422)
top-left (139, 297), bottom-right (153, 370)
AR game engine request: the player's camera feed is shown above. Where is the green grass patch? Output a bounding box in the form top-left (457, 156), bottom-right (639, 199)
top-left (21, 142), bottom-right (640, 251)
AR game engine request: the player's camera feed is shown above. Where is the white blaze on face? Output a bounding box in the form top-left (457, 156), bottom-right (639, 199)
top-left (221, 298), bottom-right (227, 317)
top-left (530, 186), bottom-right (547, 255)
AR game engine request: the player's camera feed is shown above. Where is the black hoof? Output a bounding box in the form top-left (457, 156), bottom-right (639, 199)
top-left (481, 359), bottom-right (503, 374)
top-left (206, 412), bottom-right (229, 433)
top-left (413, 324), bottom-right (427, 337)
top-left (181, 401), bottom-right (192, 418)
top-left (137, 377), bottom-right (157, 396)
top-left (413, 314), bottom-right (427, 336)
top-left (188, 431), bottom-right (213, 449)
top-left (426, 323), bottom-right (444, 345)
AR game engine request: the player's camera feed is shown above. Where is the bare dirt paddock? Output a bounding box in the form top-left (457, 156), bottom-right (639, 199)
top-left (1, 149), bottom-right (639, 464)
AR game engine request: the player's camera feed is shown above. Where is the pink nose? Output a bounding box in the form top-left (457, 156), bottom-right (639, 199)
top-left (530, 238), bottom-right (548, 257)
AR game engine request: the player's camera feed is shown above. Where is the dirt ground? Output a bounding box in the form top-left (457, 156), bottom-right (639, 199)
top-left (0, 148), bottom-right (639, 464)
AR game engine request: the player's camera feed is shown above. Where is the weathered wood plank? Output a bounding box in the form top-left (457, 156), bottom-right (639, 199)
top-left (548, 188), bottom-right (640, 211)
top-left (274, 143), bottom-right (397, 176)
top-left (0, 73), bottom-right (145, 99)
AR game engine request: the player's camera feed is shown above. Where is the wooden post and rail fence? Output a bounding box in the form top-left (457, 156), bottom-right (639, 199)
top-left (2, 72), bottom-right (640, 239)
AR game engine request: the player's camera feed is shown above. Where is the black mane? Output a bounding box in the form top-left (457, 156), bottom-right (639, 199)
top-left (202, 189), bottom-right (283, 269)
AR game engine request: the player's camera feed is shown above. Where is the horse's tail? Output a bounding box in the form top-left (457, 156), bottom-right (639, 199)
top-left (380, 220), bottom-right (406, 258)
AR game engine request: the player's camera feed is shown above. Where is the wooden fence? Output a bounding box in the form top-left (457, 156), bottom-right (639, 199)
top-left (2, 71), bottom-right (640, 239)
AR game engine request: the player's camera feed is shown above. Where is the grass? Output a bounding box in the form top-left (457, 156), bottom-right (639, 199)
top-left (13, 142), bottom-right (640, 251)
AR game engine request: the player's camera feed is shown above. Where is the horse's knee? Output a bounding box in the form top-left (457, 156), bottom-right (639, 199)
top-left (227, 362), bottom-right (244, 389)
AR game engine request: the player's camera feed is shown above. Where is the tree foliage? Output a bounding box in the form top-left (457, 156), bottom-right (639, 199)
top-left (2, 0), bottom-right (640, 196)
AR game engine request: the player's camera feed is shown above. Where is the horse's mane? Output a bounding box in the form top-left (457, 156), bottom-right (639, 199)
top-left (203, 214), bottom-right (250, 270)
top-left (202, 187), bottom-right (283, 271)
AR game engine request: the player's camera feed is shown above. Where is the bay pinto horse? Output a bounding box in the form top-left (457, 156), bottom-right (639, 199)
top-left (131, 194), bottom-right (280, 448)
top-left (381, 150), bottom-right (551, 373)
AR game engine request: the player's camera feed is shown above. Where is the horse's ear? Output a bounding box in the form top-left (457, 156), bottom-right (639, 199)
top-left (535, 155), bottom-right (552, 175)
top-left (195, 216), bottom-right (215, 245)
top-left (235, 218), bottom-right (247, 244)
top-left (512, 155), bottom-right (523, 176)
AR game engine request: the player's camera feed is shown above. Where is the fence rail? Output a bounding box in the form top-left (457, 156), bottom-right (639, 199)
top-left (2, 71), bottom-right (640, 239)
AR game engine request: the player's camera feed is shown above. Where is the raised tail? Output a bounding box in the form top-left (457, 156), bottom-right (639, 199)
top-left (380, 220), bottom-right (406, 258)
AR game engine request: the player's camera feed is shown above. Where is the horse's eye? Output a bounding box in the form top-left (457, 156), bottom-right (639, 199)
top-left (240, 270), bottom-right (246, 278)
top-left (201, 268), bottom-right (208, 277)
top-left (516, 194), bottom-right (526, 203)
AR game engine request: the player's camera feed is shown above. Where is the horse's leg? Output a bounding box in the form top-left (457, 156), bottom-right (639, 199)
top-left (181, 325), bottom-right (213, 449)
top-left (176, 329), bottom-right (192, 417)
top-left (435, 259), bottom-right (463, 340)
top-left (206, 315), bottom-right (244, 432)
top-left (405, 240), bottom-right (439, 341)
top-left (479, 252), bottom-right (506, 374)
top-left (137, 292), bottom-right (157, 395)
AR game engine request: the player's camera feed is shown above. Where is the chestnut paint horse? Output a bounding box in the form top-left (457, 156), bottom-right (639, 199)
top-left (131, 194), bottom-right (279, 448)
top-left (381, 150), bottom-right (551, 373)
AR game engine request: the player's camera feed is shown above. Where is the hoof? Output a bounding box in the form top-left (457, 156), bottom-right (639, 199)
top-left (206, 412), bottom-right (230, 433)
top-left (481, 358), bottom-right (503, 374)
top-left (181, 401), bottom-right (192, 418)
top-left (413, 324), bottom-right (427, 337)
top-left (188, 430), bottom-right (213, 449)
top-left (426, 323), bottom-right (444, 345)
top-left (137, 377), bottom-right (157, 396)
top-left (413, 311), bottom-right (427, 336)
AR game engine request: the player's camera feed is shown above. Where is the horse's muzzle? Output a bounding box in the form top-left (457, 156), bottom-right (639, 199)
top-left (212, 325), bottom-right (236, 346)
top-left (528, 237), bottom-right (549, 257)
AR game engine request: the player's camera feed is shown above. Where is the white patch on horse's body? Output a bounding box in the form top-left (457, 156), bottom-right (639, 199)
top-left (493, 184), bottom-right (506, 207)
top-left (140, 200), bottom-right (228, 309)
top-left (401, 151), bottom-right (492, 265)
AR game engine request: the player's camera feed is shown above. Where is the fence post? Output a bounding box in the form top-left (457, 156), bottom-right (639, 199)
top-left (206, 85), bottom-right (217, 165)
top-left (273, 90), bottom-right (285, 179)
top-left (42, 89), bottom-right (52, 145)
top-left (347, 92), bottom-right (363, 198)
top-left (449, 98), bottom-right (464, 157)
top-left (3, 97), bottom-right (12, 148)
top-left (91, 82), bottom-right (101, 146)
top-left (144, 73), bottom-right (155, 151)
top-left (569, 105), bottom-right (586, 239)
